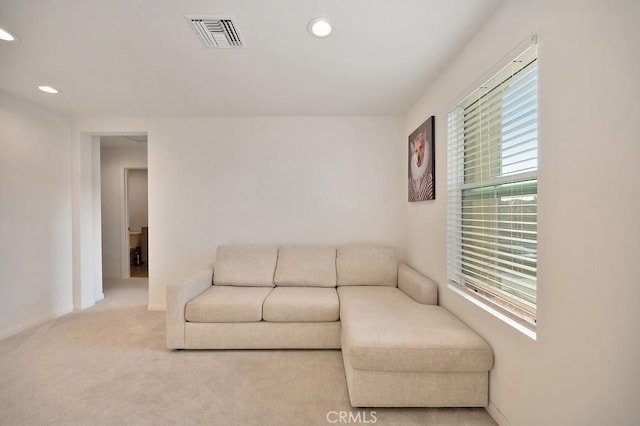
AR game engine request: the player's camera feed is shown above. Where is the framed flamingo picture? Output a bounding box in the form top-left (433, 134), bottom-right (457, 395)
top-left (408, 116), bottom-right (435, 201)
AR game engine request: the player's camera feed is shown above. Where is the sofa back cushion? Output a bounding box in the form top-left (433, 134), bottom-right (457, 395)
top-left (336, 246), bottom-right (397, 286)
top-left (274, 247), bottom-right (336, 287)
top-left (213, 245), bottom-right (277, 287)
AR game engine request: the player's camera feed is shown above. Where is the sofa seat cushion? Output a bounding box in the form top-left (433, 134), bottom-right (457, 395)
top-left (274, 247), bottom-right (337, 287)
top-left (336, 246), bottom-right (397, 286)
top-left (213, 246), bottom-right (277, 287)
top-left (263, 287), bottom-right (339, 322)
top-left (186, 286), bottom-right (273, 322)
top-left (338, 286), bottom-right (493, 373)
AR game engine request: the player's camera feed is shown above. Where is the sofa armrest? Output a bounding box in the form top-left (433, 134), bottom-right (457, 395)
top-left (398, 263), bottom-right (438, 305)
top-left (166, 269), bottom-right (213, 349)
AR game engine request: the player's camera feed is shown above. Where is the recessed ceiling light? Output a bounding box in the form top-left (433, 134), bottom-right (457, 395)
top-left (38, 85), bottom-right (59, 94)
top-left (0, 28), bottom-right (16, 41)
top-left (308, 18), bottom-right (332, 37)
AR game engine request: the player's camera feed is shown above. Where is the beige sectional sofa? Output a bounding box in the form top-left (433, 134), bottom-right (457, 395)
top-left (166, 245), bottom-right (493, 407)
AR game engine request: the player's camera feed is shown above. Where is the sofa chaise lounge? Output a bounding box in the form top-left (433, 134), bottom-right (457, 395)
top-left (166, 245), bottom-right (493, 407)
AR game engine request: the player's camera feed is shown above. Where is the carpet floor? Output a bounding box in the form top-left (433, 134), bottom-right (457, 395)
top-left (0, 278), bottom-right (497, 426)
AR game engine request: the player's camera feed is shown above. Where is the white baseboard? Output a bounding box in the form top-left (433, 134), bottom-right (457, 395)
top-left (487, 401), bottom-right (509, 425)
top-left (147, 304), bottom-right (166, 311)
top-left (0, 305), bottom-right (74, 341)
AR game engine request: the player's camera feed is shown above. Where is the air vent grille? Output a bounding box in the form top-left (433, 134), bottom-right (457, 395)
top-left (186, 16), bottom-right (244, 48)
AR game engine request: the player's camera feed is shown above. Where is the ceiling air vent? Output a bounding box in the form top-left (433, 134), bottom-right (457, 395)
top-left (186, 16), bottom-right (244, 48)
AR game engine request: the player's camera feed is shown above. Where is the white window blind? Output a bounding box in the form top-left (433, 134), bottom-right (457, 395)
top-left (447, 44), bottom-right (538, 326)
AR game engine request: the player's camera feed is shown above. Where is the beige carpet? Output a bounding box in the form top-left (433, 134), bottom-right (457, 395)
top-left (0, 278), bottom-right (496, 426)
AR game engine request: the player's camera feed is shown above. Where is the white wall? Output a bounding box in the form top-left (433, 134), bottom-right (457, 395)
top-left (72, 133), bottom-right (104, 309)
top-left (403, 0), bottom-right (640, 424)
top-left (149, 116), bottom-right (404, 308)
top-left (0, 91), bottom-right (73, 339)
top-left (127, 168), bottom-right (148, 231)
top-left (100, 143), bottom-right (147, 278)
top-left (91, 136), bottom-right (103, 302)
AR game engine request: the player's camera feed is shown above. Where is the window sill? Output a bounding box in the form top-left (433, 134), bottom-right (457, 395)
top-left (448, 282), bottom-right (537, 340)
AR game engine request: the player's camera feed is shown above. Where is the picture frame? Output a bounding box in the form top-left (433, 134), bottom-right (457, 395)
top-left (408, 116), bottom-right (435, 202)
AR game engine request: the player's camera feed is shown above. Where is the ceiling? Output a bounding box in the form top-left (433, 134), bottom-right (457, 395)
top-left (0, 0), bottom-right (503, 118)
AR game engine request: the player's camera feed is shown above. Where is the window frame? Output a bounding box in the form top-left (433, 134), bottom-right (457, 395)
top-left (446, 36), bottom-right (539, 340)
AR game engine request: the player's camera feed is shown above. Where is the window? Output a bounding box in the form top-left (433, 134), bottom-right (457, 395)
top-left (447, 42), bottom-right (538, 335)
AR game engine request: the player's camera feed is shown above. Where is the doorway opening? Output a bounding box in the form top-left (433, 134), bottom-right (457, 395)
top-left (99, 135), bottom-right (148, 284)
top-left (126, 168), bottom-right (148, 278)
